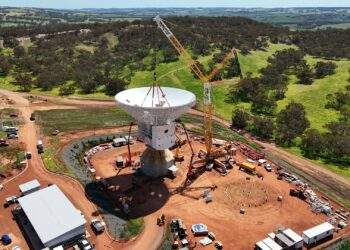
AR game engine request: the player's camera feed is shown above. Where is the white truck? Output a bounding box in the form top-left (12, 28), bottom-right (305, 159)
top-left (37, 140), bottom-right (44, 153)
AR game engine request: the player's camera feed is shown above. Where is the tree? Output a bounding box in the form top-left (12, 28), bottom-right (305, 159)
top-left (231, 108), bottom-right (250, 129)
top-left (276, 102), bottom-right (310, 145)
top-left (104, 78), bottom-right (128, 96)
top-left (251, 93), bottom-right (277, 115)
top-left (314, 61), bottom-right (337, 79)
top-left (0, 56), bottom-right (11, 76)
top-left (229, 73), bottom-right (261, 102)
top-left (13, 46), bottom-right (26, 58)
top-left (59, 83), bottom-right (75, 96)
top-left (296, 62), bottom-right (313, 85)
top-left (12, 71), bottom-right (33, 92)
top-left (250, 116), bottom-right (275, 139)
top-left (337, 240), bottom-right (350, 250)
top-left (300, 129), bottom-right (324, 158)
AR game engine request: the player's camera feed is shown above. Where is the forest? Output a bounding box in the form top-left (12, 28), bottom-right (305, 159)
top-left (0, 16), bottom-right (349, 167)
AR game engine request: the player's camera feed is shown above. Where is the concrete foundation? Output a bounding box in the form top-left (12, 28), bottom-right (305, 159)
top-left (140, 147), bottom-right (174, 177)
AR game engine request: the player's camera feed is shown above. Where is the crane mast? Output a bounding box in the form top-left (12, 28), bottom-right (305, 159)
top-left (154, 15), bottom-right (236, 156)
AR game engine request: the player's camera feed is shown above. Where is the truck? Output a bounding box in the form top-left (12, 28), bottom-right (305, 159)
top-left (115, 156), bottom-right (124, 168)
top-left (0, 139), bottom-right (9, 147)
top-left (237, 162), bottom-right (256, 174)
top-left (4, 196), bottom-right (18, 207)
top-left (37, 140), bottom-right (44, 153)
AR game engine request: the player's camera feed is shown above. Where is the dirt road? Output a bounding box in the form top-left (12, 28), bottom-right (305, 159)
top-left (0, 89), bottom-right (164, 250)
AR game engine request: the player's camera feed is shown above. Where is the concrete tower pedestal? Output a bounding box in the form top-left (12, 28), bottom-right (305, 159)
top-left (140, 147), bottom-right (174, 177)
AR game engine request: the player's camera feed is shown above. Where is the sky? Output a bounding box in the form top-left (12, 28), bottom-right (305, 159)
top-left (1, 0), bottom-right (350, 9)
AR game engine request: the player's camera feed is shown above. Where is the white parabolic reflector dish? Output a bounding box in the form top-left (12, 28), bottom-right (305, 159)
top-left (115, 87), bottom-right (196, 125)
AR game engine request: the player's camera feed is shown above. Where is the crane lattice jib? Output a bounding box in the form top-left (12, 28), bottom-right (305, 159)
top-left (154, 15), bottom-right (234, 154)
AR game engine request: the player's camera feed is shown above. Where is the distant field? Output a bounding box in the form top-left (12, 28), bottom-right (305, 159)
top-left (317, 22), bottom-right (350, 29)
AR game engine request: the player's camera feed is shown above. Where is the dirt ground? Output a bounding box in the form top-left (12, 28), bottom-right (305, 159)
top-left (0, 89), bottom-right (163, 250)
top-left (90, 139), bottom-right (350, 249)
top-left (1, 88), bottom-right (349, 250)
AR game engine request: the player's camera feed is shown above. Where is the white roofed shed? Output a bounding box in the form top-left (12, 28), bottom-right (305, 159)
top-left (262, 237), bottom-right (282, 250)
top-left (302, 222), bottom-right (334, 245)
top-left (283, 228), bottom-right (303, 248)
top-left (19, 179), bottom-right (41, 195)
top-left (18, 185), bottom-right (86, 248)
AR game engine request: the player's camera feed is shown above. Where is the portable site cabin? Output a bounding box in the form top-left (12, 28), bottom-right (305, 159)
top-left (19, 179), bottom-right (41, 196)
top-left (255, 241), bottom-right (271, 250)
top-left (255, 237), bottom-right (282, 250)
top-left (113, 137), bottom-right (127, 147)
top-left (302, 222), bottom-right (334, 246)
top-left (283, 228), bottom-right (303, 249)
top-left (275, 233), bottom-right (294, 249)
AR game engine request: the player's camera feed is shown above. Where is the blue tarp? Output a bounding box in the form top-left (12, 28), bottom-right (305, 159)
top-left (191, 223), bottom-right (208, 235)
top-left (1, 234), bottom-right (12, 245)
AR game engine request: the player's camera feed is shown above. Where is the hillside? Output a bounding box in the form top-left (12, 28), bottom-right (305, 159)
top-left (0, 16), bottom-right (349, 177)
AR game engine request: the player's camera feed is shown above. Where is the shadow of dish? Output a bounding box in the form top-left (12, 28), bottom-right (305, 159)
top-left (85, 172), bottom-right (170, 219)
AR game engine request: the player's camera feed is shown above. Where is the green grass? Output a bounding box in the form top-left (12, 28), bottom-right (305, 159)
top-left (0, 144), bottom-right (24, 174)
top-left (0, 108), bottom-right (23, 126)
top-left (101, 32), bottom-right (118, 49)
top-left (277, 57), bottom-right (350, 131)
top-left (42, 147), bottom-right (75, 177)
top-left (75, 43), bottom-right (96, 53)
top-left (181, 114), bottom-right (259, 149)
top-left (285, 146), bottom-right (350, 181)
top-left (120, 218), bottom-right (144, 239)
top-left (130, 43), bottom-right (294, 120)
top-left (34, 108), bottom-right (134, 135)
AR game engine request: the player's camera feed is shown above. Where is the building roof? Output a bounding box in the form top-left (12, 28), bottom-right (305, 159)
top-left (19, 179), bottom-right (40, 193)
top-left (255, 241), bottom-right (271, 250)
top-left (283, 228), bottom-right (303, 243)
top-left (18, 185), bottom-right (86, 245)
top-left (113, 137), bottom-right (126, 143)
top-left (275, 233), bottom-right (294, 247)
top-left (303, 222), bottom-right (334, 239)
top-left (262, 237), bottom-right (283, 250)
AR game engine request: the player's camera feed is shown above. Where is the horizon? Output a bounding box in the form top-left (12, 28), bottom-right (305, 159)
top-left (1, 0), bottom-right (350, 10)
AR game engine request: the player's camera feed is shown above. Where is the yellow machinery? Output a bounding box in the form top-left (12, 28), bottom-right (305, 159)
top-left (237, 162), bottom-right (256, 173)
top-left (154, 15), bottom-right (239, 159)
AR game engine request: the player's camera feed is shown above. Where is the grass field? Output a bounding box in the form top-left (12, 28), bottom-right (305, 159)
top-left (277, 57), bottom-right (350, 131)
top-left (130, 43), bottom-right (294, 120)
top-left (0, 144), bottom-right (24, 174)
top-left (34, 108), bottom-right (134, 135)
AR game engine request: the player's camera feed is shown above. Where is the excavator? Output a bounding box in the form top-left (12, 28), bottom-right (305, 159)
top-left (154, 15), bottom-right (242, 182)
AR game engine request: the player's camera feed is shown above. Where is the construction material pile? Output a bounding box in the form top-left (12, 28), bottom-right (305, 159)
top-left (232, 141), bottom-right (264, 160)
top-left (83, 143), bottom-right (112, 174)
top-left (279, 168), bottom-right (349, 229)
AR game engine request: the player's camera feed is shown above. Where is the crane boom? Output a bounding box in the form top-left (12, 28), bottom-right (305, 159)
top-left (154, 15), bottom-right (237, 155)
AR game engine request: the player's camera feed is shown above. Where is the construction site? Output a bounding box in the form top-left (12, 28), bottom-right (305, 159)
top-left (0, 15), bottom-right (350, 250)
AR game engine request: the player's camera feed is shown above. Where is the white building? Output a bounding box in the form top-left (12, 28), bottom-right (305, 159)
top-left (283, 228), bottom-right (304, 249)
top-left (302, 222), bottom-right (334, 246)
top-left (255, 237), bottom-right (283, 250)
top-left (17, 185), bottom-right (86, 249)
